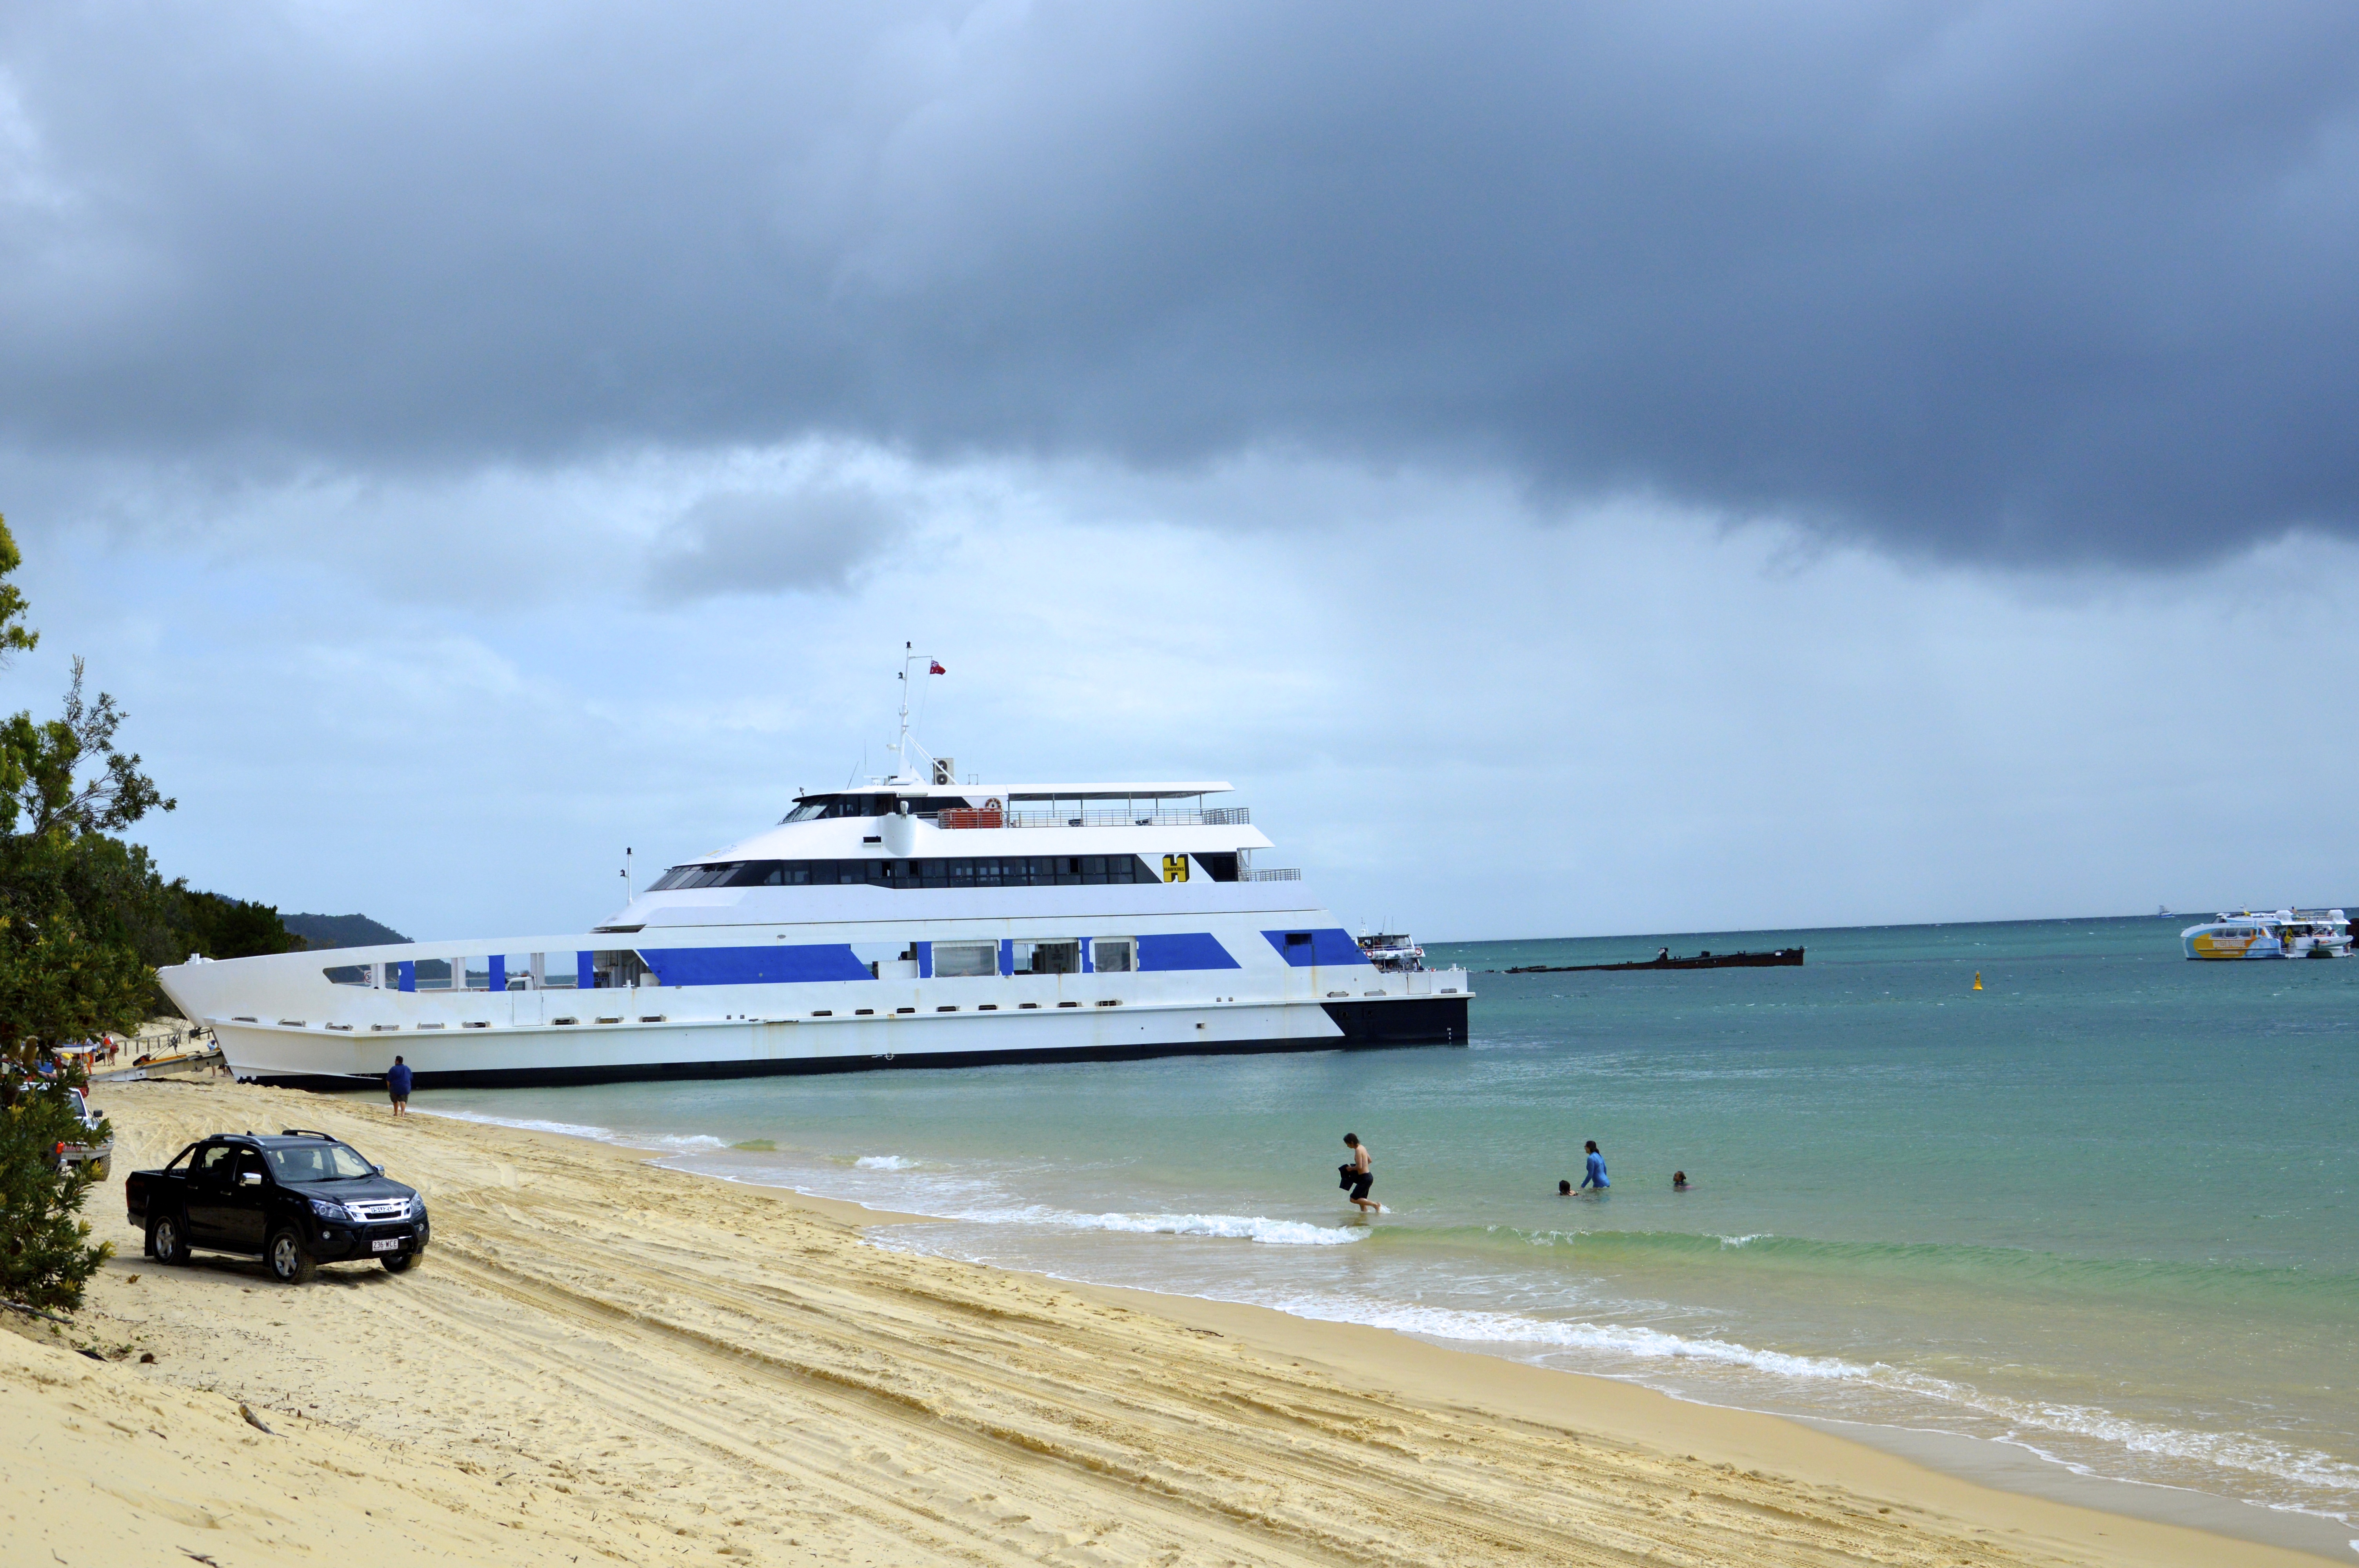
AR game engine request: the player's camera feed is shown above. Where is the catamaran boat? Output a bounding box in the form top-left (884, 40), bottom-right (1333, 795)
top-left (2180, 909), bottom-right (2353, 960)
top-left (155, 681), bottom-right (1471, 1089)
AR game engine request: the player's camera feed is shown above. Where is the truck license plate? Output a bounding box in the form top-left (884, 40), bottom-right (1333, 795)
top-left (370, 1238), bottom-right (401, 1253)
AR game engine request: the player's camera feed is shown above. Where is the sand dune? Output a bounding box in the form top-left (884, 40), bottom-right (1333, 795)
top-left (4, 1080), bottom-right (2315, 1566)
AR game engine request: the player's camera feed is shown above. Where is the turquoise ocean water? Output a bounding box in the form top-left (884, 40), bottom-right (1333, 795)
top-left (403, 915), bottom-right (2358, 1553)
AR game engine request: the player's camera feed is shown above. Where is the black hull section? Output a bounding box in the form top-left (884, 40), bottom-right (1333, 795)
top-left (1319, 993), bottom-right (1468, 1044)
top-left (245, 995), bottom-right (1472, 1092)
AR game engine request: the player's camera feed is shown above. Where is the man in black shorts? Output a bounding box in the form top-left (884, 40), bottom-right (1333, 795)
top-left (1340, 1132), bottom-right (1377, 1212)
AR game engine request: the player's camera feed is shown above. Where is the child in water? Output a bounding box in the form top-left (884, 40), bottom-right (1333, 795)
top-left (1672, 1171), bottom-right (1690, 1191)
top-left (1557, 1179), bottom-right (1572, 1195)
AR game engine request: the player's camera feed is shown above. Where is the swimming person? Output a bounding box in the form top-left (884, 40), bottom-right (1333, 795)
top-left (1672, 1170), bottom-right (1690, 1191)
top-left (1579, 1140), bottom-right (1608, 1193)
top-left (1341, 1133), bottom-right (1378, 1212)
top-left (1558, 1179), bottom-right (1573, 1196)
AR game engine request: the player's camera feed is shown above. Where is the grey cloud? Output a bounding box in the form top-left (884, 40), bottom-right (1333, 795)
top-left (4, 3), bottom-right (2358, 563)
top-left (649, 485), bottom-right (909, 599)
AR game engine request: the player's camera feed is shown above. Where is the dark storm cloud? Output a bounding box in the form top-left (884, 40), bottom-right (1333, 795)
top-left (4, 2), bottom-right (2358, 563)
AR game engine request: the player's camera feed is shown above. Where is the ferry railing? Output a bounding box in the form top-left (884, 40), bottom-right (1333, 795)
top-left (1241, 868), bottom-right (1301, 880)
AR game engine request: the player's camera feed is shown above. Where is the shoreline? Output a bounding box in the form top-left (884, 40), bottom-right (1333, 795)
top-left (428, 1096), bottom-right (2356, 1560)
top-left (8, 1079), bottom-right (2337, 1566)
top-left (417, 1094), bottom-right (2356, 1559)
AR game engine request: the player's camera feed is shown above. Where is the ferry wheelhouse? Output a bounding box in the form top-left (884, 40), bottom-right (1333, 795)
top-left (156, 726), bottom-right (1471, 1089)
top-left (2180, 909), bottom-right (2352, 960)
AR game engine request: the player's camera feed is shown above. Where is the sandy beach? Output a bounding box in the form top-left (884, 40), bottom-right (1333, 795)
top-left (2, 1079), bottom-right (2325, 1567)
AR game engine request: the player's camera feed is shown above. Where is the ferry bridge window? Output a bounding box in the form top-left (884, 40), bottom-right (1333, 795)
top-left (1094, 938), bottom-right (1135, 973)
top-left (776, 795), bottom-right (913, 822)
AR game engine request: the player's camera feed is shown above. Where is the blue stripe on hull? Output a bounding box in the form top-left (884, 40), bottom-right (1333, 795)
top-left (636, 945), bottom-right (874, 986)
top-left (1136, 933), bottom-right (1241, 970)
top-left (1262, 927), bottom-right (1371, 966)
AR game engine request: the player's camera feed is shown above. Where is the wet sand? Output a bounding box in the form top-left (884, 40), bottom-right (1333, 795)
top-left (3, 1079), bottom-right (2328, 1566)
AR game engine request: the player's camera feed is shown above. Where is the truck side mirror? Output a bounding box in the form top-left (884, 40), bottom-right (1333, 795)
top-left (237, 1171), bottom-right (262, 1188)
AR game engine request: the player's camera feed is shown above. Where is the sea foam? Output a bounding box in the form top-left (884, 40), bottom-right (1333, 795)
top-left (957, 1205), bottom-right (1367, 1247)
top-left (421, 1108), bottom-right (726, 1154)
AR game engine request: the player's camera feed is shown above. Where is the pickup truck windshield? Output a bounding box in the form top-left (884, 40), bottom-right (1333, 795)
top-left (265, 1143), bottom-right (375, 1182)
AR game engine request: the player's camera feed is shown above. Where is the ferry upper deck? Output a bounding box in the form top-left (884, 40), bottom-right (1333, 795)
top-left (605, 778), bottom-right (1298, 930)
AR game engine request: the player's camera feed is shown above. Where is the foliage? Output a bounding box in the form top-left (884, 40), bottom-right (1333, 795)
top-left (164, 886), bottom-right (304, 964)
top-left (0, 512), bottom-right (173, 1312)
top-left (0, 1070), bottom-right (108, 1312)
top-left (0, 513), bottom-right (300, 1308)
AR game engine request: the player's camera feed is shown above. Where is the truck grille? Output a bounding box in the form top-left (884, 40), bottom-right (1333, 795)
top-left (345, 1197), bottom-right (413, 1222)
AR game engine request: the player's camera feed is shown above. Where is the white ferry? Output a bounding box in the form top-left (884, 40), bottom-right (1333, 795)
top-left (2180, 908), bottom-right (2352, 960)
top-left (155, 692), bottom-right (1471, 1089)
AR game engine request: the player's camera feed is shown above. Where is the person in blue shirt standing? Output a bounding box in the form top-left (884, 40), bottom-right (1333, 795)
top-left (385, 1055), bottom-right (413, 1117)
top-left (1579, 1140), bottom-right (1609, 1194)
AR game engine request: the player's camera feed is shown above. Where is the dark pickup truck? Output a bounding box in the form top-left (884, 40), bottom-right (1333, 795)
top-left (126, 1129), bottom-right (430, 1284)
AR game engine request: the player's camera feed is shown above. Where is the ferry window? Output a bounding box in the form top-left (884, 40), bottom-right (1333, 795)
top-left (1013, 940), bottom-right (1081, 975)
top-left (591, 950), bottom-right (648, 988)
top-left (1284, 932), bottom-right (1313, 947)
top-left (781, 801), bottom-right (828, 823)
top-left (1192, 853), bottom-right (1239, 882)
top-left (662, 863), bottom-right (740, 890)
top-left (933, 941), bottom-right (998, 977)
top-left (1094, 938), bottom-right (1135, 973)
top-left (720, 861), bottom-right (797, 887)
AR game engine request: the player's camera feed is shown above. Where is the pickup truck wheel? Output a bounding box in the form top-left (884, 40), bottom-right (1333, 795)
top-left (149, 1214), bottom-right (189, 1266)
top-left (267, 1228), bottom-right (316, 1285)
top-left (381, 1251), bottom-right (417, 1274)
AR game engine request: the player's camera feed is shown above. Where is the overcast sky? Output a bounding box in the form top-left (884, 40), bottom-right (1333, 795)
top-left (5, 2), bottom-right (2358, 942)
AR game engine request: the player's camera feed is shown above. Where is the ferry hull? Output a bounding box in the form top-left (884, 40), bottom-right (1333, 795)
top-left (202, 995), bottom-right (1468, 1091)
top-left (157, 857), bottom-right (1475, 1092)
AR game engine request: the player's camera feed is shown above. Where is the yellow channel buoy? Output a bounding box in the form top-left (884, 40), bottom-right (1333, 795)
top-left (1972, 971), bottom-right (1983, 991)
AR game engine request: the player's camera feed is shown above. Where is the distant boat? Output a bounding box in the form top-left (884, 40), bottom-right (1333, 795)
top-left (2181, 909), bottom-right (2352, 960)
top-left (1506, 946), bottom-right (1804, 974)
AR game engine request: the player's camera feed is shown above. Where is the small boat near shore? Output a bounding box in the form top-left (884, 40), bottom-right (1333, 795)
top-left (1504, 946), bottom-right (1804, 974)
top-left (2180, 909), bottom-right (2352, 960)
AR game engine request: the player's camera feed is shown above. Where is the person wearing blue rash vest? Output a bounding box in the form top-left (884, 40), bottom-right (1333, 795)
top-left (385, 1055), bottom-right (413, 1117)
top-left (1579, 1140), bottom-right (1608, 1193)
